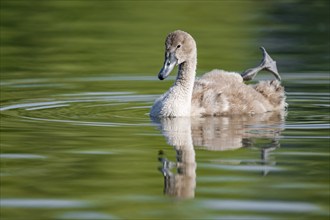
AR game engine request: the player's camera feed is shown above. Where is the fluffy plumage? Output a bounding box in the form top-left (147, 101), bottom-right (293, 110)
top-left (150, 30), bottom-right (286, 117)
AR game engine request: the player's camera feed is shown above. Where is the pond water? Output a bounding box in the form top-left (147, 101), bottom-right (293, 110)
top-left (1, 1), bottom-right (329, 220)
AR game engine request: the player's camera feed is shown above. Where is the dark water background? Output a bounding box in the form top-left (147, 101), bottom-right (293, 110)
top-left (1, 1), bottom-right (329, 219)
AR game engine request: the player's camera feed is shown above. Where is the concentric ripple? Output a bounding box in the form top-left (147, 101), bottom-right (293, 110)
top-left (0, 76), bottom-right (160, 127)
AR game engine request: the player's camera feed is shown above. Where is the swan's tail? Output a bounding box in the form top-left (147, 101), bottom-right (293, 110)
top-left (241, 47), bottom-right (281, 81)
top-left (253, 80), bottom-right (287, 110)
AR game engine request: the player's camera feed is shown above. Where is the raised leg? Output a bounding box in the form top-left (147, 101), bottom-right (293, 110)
top-left (241, 47), bottom-right (281, 81)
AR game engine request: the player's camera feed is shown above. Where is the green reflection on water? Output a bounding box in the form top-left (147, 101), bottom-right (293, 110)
top-left (1, 0), bottom-right (329, 220)
top-left (1, 0), bottom-right (329, 80)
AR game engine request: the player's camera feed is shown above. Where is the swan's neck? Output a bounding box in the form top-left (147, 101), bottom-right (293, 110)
top-left (175, 56), bottom-right (197, 90)
top-left (151, 55), bottom-right (197, 117)
top-left (169, 56), bottom-right (196, 116)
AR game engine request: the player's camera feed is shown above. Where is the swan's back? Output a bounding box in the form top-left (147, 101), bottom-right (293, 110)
top-left (191, 69), bottom-right (286, 116)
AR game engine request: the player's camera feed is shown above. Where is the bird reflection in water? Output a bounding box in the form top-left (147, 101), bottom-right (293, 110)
top-left (151, 112), bottom-right (285, 199)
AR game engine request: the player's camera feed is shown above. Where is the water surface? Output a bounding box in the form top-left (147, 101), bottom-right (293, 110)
top-left (1, 1), bottom-right (329, 220)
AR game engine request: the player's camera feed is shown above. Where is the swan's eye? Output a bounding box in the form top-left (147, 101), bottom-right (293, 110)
top-left (176, 44), bottom-right (181, 49)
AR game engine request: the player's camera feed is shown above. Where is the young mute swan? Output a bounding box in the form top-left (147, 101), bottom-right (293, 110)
top-left (150, 30), bottom-right (287, 117)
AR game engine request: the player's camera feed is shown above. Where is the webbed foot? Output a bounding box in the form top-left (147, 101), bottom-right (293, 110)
top-left (260, 47), bottom-right (281, 81)
top-left (241, 47), bottom-right (281, 81)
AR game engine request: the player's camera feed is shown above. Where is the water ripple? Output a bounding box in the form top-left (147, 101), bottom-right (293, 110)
top-left (20, 116), bottom-right (150, 127)
top-left (201, 199), bottom-right (322, 213)
top-left (0, 198), bottom-right (89, 208)
top-left (199, 163), bottom-right (282, 172)
top-left (284, 124), bottom-right (329, 129)
top-left (0, 101), bottom-right (68, 111)
top-left (0, 92), bottom-right (154, 127)
top-left (26, 104), bottom-right (70, 111)
top-left (0, 154), bottom-right (47, 159)
top-left (0, 93), bottom-right (156, 112)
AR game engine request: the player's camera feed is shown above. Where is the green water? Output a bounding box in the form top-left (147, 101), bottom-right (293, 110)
top-left (1, 1), bottom-right (329, 220)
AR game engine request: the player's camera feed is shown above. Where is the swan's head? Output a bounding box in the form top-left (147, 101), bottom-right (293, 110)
top-left (158, 30), bottom-right (197, 80)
